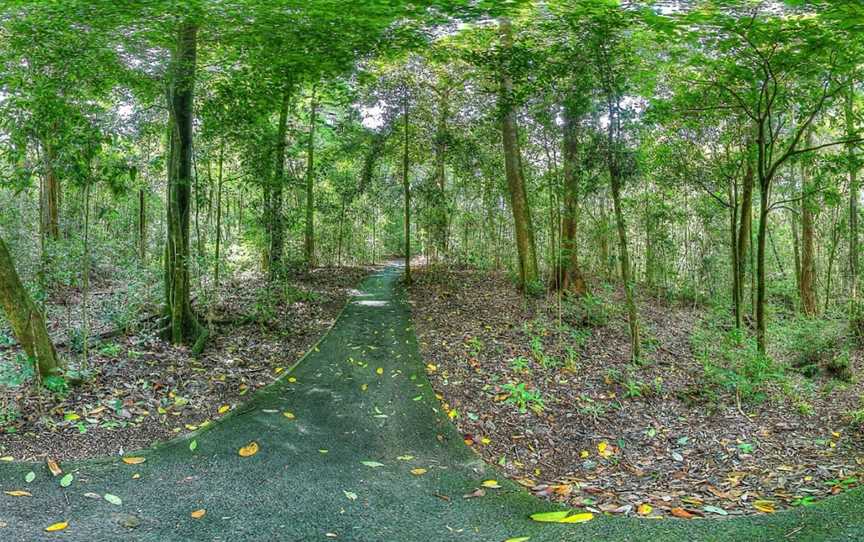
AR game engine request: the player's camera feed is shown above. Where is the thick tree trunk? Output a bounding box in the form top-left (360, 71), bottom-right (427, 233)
top-left (0, 235), bottom-right (63, 377)
top-left (556, 101), bottom-right (587, 295)
top-left (800, 131), bottom-right (817, 315)
top-left (164, 22), bottom-right (206, 354)
top-left (270, 81), bottom-right (291, 277)
top-left (499, 18), bottom-right (539, 290)
top-left (304, 87), bottom-right (318, 268)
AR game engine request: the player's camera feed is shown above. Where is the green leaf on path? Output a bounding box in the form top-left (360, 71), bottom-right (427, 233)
top-left (104, 493), bottom-right (122, 506)
top-left (25, 471), bottom-right (35, 483)
top-left (60, 474), bottom-right (73, 488)
top-left (361, 461), bottom-right (384, 468)
top-left (189, 440), bottom-right (198, 452)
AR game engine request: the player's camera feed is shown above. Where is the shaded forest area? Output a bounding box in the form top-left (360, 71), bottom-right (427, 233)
top-left (3, 0), bottom-right (864, 519)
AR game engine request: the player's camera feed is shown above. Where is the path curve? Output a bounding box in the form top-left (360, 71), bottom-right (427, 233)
top-left (1, 266), bottom-right (863, 541)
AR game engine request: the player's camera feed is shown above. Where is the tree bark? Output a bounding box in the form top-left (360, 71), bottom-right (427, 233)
top-left (402, 94), bottom-right (412, 284)
top-left (556, 100), bottom-right (587, 295)
top-left (735, 158), bottom-right (754, 329)
top-left (498, 18), bottom-right (539, 290)
top-left (304, 86), bottom-right (318, 268)
top-left (271, 81), bottom-right (291, 277)
top-left (0, 235), bottom-right (63, 377)
top-left (800, 131), bottom-right (817, 315)
top-left (847, 80), bottom-right (863, 336)
top-left (164, 22), bottom-right (206, 354)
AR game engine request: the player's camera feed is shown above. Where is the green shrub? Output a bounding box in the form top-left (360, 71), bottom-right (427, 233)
top-left (502, 382), bottom-right (545, 414)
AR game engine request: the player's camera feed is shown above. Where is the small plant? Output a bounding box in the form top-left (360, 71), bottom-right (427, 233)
top-left (623, 378), bottom-right (644, 398)
top-left (284, 284), bottom-right (319, 304)
top-left (737, 442), bottom-right (755, 454)
top-left (502, 382), bottom-right (545, 414)
top-left (98, 342), bottom-right (122, 358)
top-left (0, 405), bottom-right (21, 429)
top-left (466, 336), bottom-right (484, 357)
top-left (510, 356), bottom-right (531, 374)
top-left (563, 346), bottom-right (580, 371)
top-left (43, 375), bottom-right (70, 397)
top-left (796, 401), bottom-right (814, 417)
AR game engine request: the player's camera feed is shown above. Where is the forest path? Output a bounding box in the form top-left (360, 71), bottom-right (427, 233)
top-left (1, 265), bottom-right (863, 541)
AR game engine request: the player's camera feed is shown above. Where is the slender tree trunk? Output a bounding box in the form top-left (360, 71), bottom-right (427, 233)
top-left (304, 86), bottom-right (318, 268)
top-left (0, 235), bottom-right (62, 377)
top-left (402, 95), bottom-right (412, 284)
top-left (736, 159), bottom-right (754, 328)
top-left (214, 141), bottom-right (224, 292)
top-left (164, 22), bottom-right (206, 354)
top-left (729, 180), bottom-right (740, 330)
top-left (270, 81), bottom-right (291, 277)
top-left (42, 142), bottom-right (60, 240)
top-left (498, 17), bottom-right (539, 289)
top-left (756, 183), bottom-right (769, 354)
top-left (847, 80), bottom-right (863, 336)
top-left (790, 209), bottom-right (801, 299)
top-left (606, 99), bottom-right (640, 362)
top-left (138, 185), bottom-right (146, 263)
top-left (557, 100), bottom-right (587, 295)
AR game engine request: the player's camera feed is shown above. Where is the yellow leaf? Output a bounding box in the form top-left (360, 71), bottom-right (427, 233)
top-left (481, 480), bottom-right (501, 489)
top-left (530, 511), bottom-right (594, 524)
top-left (283, 412), bottom-right (296, 420)
top-left (505, 538), bottom-right (530, 542)
top-left (481, 437), bottom-right (491, 445)
top-left (45, 522), bottom-right (68, 532)
top-left (185, 424), bottom-right (197, 431)
top-left (597, 441), bottom-right (612, 458)
top-left (191, 509), bottom-right (206, 519)
top-left (122, 457), bottom-right (146, 465)
top-left (448, 409), bottom-right (458, 420)
top-left (238, 442), bottom-right (259, 457)
top-left (274, 367), bottom-right (284, 374)
top-left (218, 405), bottom-right (230, 414)
top-left (0, 456), bottom-right (13, 462)
top-left (376, 367), bottom-right (384, 375)
top-left (637, 503), bottom-right (653, 516)
top-left (426, 364), bottom-right (437, 373)
top-left (361, 384), bottom-right (368, 391)
top-left (4, 490), bottom-right (31, 497)
top-left (288, 377), bottom-right (297, 383)
top-left (580, 450), bottom-right (589, 458)
top-left (410, 468), bottom-right (427, 476)
top-left (753, 500), bottom-right (776, 513)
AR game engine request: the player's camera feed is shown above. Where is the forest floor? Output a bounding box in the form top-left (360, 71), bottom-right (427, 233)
top-left (409, 266), bottom-right (864, 519)
top-left (0, 266), bottom-right (371, 461)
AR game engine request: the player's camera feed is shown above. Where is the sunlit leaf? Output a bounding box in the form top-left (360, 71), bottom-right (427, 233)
top-left (239, 442), bottom-right (259, 457)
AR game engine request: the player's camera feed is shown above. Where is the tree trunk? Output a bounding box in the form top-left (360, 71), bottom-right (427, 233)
top-left (800, 131), bottom-right (817, 315)
top-left (557, 100), bottom-right (587, 295)
top-left (736, 158), bottom-right (754, 329)
top-left (304, 86), bottom-right (318, 269)
top-left (607, 103), bottom-right (641, 363)
top-left (402, 95), bottom-right (412, 284)
top-left (498, 18), bottom-right (539, 290)
top-left (0, 235), bottom-right (63, 377)
top-left (756, 183), bottom-right (769, 354)
top-left (847, 80), bottom-right (863, 336)
top-left (164, 22), bottom-right (206, 354)
top-left (42, 142), bottom-right (60, 241)
top-left (138, 185), bottom-right (146, 263)
top-left (214, 141), bottom-right (224, 292)
top-left (270, 81), bottom-right (291, 277)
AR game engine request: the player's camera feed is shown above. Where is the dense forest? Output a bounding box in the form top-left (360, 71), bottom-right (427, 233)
top-left (4, 0), bottom-right (864, 527)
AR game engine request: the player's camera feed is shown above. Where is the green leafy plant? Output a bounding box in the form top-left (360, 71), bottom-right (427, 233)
top-left (510, 356), bottom-right (531, 374)
top-left (502, 382), bottom-right (545, 414)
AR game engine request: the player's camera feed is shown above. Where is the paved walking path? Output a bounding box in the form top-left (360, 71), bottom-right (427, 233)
top-left (1, 266), bottom-right (862, 541)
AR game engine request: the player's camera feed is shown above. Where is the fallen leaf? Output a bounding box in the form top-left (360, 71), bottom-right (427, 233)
top-left (671, 508), bottom-right (694, 519)
top-left (45, 522), bottom-right (68, 532)
top-left (410, 468), bottom-right (427, 476)
top-left (25, 472), bottom-right (35, 483)
top-left (463, 488), bottom-right (486, 499)
top-left (60, 474), bottom-right (73, 488)
top-left (122, 457), bottom-right (146, 465)
top-left (104, 494), bottom-right (123, 506)
top-left (702, 505), bottom-right (728, 516)
top-left (47, 458), bottom-right (62, 476)
top-left (397, 455), bottom-right (414, 461)
top-left (362, 461), bottom-right (384, 468)
top-left (4, 490), bottom-right (31, 497)
top-left (189, 440), bottom-right (198, 452)
top-left (598, 441), bottom-right (612, 458)
top-left (376, 367), bottom-right (384, 375)
top-left (754, 500), bottom-right (776, 513)
top-left (505, 538), bottom-right (530, 542)
top-left (283, 412), bottom-right (295, 420)
top-left (190, 509), bottom-right (206, 519)
top-left (0, 456), bottom-right (13, 462)
top-left (530, 511), bottom-right (593, 524)
top-left (238, 442), bottom-right (259, 457)
top-left (637, 503), bottom-right (653, 516)
top-left (343, 491), bottom-right (358, 501)
top-left (481, 480), bottom-right (501, 489)
top-left (218, 405), bottom-right (230, 414)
